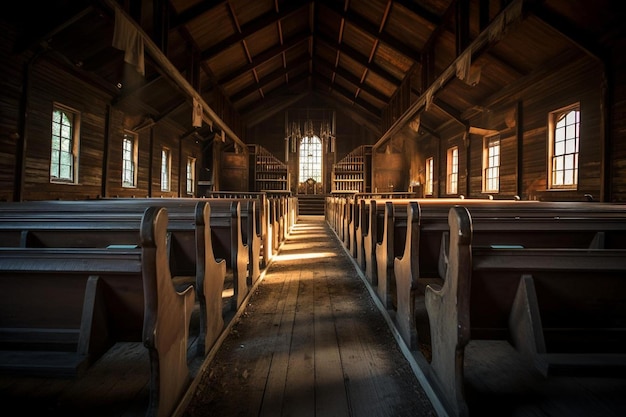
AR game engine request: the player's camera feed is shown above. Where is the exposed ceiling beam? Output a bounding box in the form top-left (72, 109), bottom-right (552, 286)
top-left (391, 0), bottom-right (442, 27)
top-left (111, 72), bottom-right (162, 106)
top-left (315, 75), bottom-right (381, 117)
top-left (218, 31), bottom-right (312, 85)
top-left (315, 57), bottom-right (390, 103)
top-left (433, 97), bottom-right (467, 128)
top-left (530, 3), bottom-right (607, 61)
top-left (200, 0), bottom-right (312, 61)
top-left (230, 59), bottom-right (311, 103)
top-left (103, 0), bottom-right (251, 149)
top-left (373, 0), bottom-right (525, 151)
top-left (170, 0), bottom-right (226, 28)
top-left (242, 91), bottom-right (310, 128)
top-left (319, 0), bottom-right (421, 63)
top-left (316, 32), bottom-right (401, 86)
top-left (238, 71), bottom-right (311, 115)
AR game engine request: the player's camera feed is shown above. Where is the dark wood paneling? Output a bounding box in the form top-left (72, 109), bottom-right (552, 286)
top-left (520, 56), bottom-right (604, 201)
top-left (23, 59), bottom-right (110, 201)
top-left (0, 21), bottom-right (26, 201)
top-left (219, 151), bottom-right (248, 191)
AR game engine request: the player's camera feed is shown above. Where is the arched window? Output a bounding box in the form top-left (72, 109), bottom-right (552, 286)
top-left (299, 135), bottom-right (322, 183)
top-left (549, 105), bottom-right (579, 189)
top-left (50, 103), bottom-right (80, 183)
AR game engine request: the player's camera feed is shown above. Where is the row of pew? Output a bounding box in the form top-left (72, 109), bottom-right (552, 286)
top-left (326, 193), bottom-right (626, 417)
top-left (0, 193), bottom-right (297, 417)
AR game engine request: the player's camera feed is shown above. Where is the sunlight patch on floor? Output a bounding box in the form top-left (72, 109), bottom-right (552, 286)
top-left (273, 251), bottom-right (337, 261)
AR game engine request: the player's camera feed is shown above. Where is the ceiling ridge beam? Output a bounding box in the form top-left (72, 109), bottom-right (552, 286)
top-left (200, 0), bottom-right (312, 61)
top-left (319, 0), bottom-right (420, 63)
top-left (218, 31), bottom-right (312, 85)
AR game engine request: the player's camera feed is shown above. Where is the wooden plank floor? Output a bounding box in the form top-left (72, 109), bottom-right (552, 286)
top-left (179, 215), bottom-right (439, 417)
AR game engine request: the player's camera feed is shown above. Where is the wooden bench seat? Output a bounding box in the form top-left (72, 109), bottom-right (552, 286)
top-left (204, 197), bottom-right (262, 284)
top-left (381, 199), bottom-right (626, 350)
top-left (205, 192), bottom-right (270, 268)
top-left (202, 200), bottom-right (249, 312)
top-left (424, 206), bottom-right (626, 417)
top-left (0, 206), bottom-right (195, 417)
top-left (0, 199), bottom-right (227, 357)
top-left (342, 192), bottom-right (418, 257)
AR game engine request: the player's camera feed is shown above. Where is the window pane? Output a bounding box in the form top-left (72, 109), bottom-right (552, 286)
top-left (161, 149), bottom-right (170, 191)
top-left (51, 107), bottom-right (78, 182)
top-left (299, 136), bottom-right (322, 183)
top-left (550, 108), bottom-right (579, 189)
top-left (555, 140), bottom-right (565, 155)
top-left (555, 127), bottom-right (565, 142)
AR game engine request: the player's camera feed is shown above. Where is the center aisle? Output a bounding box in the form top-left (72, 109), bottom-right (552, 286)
top-left (181, 215), bottom-right (439, 417)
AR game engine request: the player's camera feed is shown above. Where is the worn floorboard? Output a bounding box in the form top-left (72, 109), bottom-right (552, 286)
top-left (182, 215), bottom-right (437, 417)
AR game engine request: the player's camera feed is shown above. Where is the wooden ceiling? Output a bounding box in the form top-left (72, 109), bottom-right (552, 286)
top-left (4, 0), bottom-right (623, 145)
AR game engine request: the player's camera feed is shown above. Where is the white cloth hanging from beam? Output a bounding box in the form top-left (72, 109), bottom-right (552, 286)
top-left (112, 8), bottom-right (145, 76)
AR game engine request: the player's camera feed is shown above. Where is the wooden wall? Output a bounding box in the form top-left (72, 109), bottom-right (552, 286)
top-left (2, 20), bottom-right (626, 203)
top-left (400, 50), bottom-right (609, 201)
top-left (0, 20), bottom-right (27, 202)
top-left (610, 37), bottom-right (626, 202)
top-left (219, 150), bottom-right (248, 192)
top-left (0, 24), bottom-right (203, 202)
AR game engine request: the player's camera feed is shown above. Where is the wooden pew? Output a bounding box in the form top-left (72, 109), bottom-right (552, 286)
top-left (0, 199), bottom-right (227, 356)
top-left (362, 197), bottom-right (429, 286)
top-left (327, 192), bottom-right (418, 258)
top-left (350, 193), bottom-right (418, 255)
top-left (352, 198), bottom-right (457, 276)
top-left (375, 201), bottom-right (397, 308)
top-left (20, 197), bottom-right (250, 314)
top-left (205, 192), bottom-right (270, 268)
top-left (268, 196), bottom-right (287, 252)
top-left (202, 197), bottom-right (261, 285)
top-left (362, 199), bottom-right (382, 285)
top-left (354, 199), bottom-right (370, 271)
top-left (202, 200), bottom-right (249, 312)
top-left (0, 206), bottom-right (195, 417)
top-left (424, 206), bottom-right (626, 417)
top-left (390, 199), bottom-right (626, 350)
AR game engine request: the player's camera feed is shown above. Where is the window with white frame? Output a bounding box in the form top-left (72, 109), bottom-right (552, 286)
top-left (483, 135), bottom-right (500, 193)
top-left (50, 103), bottom-right (80, 183)
top-left (186, 157), bottom-right (196, 195)
top-left (425, 157), bottom-right (434, 195)
top-left (298, 135), bottom-right (322, 183)
top-left (549, 104), bottom-right (579, 189)
top-left (161, 147), bottom-right (171, 191)
top-left (122, 131), bottom-right (138, 188)
top-left (446, 146), bottom-right (458, 195)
